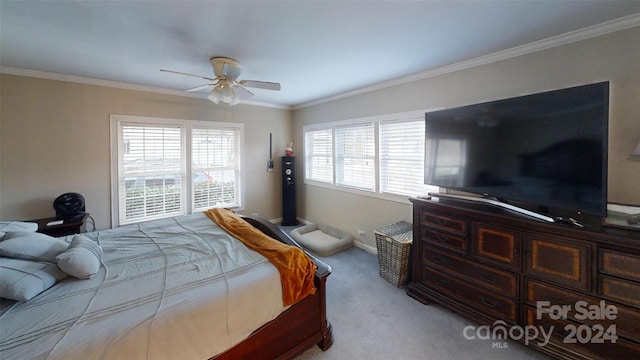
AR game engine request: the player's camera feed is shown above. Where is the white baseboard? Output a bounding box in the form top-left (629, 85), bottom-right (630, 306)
top-left (353, 240), bottom-right (378, 255)
top-left (296, 217), bottom-right (313, 225)
top-left (268, 216), bottom-right (312, 225)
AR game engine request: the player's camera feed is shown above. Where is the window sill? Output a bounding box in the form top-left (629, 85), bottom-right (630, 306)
top-left (303, 179), bottom-right (435, 205)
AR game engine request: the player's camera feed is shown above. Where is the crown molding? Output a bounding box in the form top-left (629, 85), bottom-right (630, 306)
top-left (0, 66), bottom-right (290, 110)
top-left (2, 12), bottom-right (638, 112)
top-left (294, 12), bottom-right (640, 110)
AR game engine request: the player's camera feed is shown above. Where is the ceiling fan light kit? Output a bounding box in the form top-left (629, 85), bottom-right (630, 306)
top-left (161, 57), bottom-right (281, 106)
top-left (208, 80), bottom-right (240, 105)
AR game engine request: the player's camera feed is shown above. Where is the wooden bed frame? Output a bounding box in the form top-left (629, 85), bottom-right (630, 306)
top-left (211, 215), bottom-right (333, 360)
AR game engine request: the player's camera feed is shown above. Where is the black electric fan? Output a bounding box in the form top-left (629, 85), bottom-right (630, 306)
top-left (53, 192), bottom-right (86, 219)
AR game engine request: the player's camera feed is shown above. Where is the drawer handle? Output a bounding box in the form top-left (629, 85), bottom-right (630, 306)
top-left (481, 273), bottom-right (497, 284)
top-left (481, 296), bottom-right (498, 308)
top-left (436, 218), bottom-right (448, 226)
top-left (436, 235), bottom-right (449, 243)
top-left (433, 255), bottom-right (447, 264)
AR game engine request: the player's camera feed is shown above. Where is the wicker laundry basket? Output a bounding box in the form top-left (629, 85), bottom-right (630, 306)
top-left (375, 221), bottom-right (413, 286)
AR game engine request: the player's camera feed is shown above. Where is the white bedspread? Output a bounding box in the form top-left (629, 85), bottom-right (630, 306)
top-left (0, 212), bottom-right (285, 360)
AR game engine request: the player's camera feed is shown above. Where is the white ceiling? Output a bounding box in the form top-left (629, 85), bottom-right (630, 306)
top-left (2, 1), bottom-right (640, 108)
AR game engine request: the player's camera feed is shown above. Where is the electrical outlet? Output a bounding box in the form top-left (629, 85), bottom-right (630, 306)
top-left (357, 230), bottom-right (365, 237)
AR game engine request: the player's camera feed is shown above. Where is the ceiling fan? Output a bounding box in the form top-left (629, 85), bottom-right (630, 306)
top-left (161, 57), bottom-right (281, 105)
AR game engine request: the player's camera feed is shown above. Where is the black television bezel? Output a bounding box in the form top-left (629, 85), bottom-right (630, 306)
top-left (424, 81), bottom-right (610, 218)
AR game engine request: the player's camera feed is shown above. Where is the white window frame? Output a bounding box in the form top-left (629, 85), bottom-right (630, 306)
top-left (380, 116), bottom-right (432, 197)
top-left (191, 126), bottom-right (242, 212)
top-left (303, 109), bottom-right (439, 204)
top-left (110, 115), bottom-right (244, 228)
top-left (334, 123), bottom-right (376, 191)
top-left (304, 128), bottom-right (334, 184)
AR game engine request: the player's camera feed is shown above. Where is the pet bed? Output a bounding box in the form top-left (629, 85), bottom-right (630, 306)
top-left (290, 223), bottom-right (353, 256)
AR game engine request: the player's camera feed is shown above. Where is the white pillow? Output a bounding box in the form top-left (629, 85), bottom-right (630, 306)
top-left (0, 232), bottom-right (69, 263)
top-left (0, 221), bottom-right (38, 233)
top-left (0, 257), bottom-right (68, 301)
top-left (56, 235), bottom-right (103, 279)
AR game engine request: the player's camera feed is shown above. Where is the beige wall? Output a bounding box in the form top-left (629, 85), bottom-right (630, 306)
top-left (293, 27), bottom-right (640, 249)
top-left (2, 27), bottom-right (638, 243)
top-left (0, 75), bottom-right (291, 229)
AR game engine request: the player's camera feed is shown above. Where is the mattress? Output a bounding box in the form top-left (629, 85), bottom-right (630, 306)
top-left (0, 212), bottom-right (285, 360)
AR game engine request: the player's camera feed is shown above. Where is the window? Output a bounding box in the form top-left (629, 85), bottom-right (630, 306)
top-left (303, 110), bottom-right (438, 202)
top-left (191, 127), bottom-right (240, 211)
top-left (111, 116), bottom-right (243, 227)
top-left (380, 118), bottom-right (434, 196)
top-left (304, 129), bottom-right (333, 183)
top-left (335, 124), bottom-right (375, 190)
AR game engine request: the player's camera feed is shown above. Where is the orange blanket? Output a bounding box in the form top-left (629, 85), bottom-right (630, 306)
top-left (204, 208), bottom-right (316, 306)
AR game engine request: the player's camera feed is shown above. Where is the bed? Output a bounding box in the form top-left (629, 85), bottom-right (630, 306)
top-left (0, 209), bottom-right (333, 359)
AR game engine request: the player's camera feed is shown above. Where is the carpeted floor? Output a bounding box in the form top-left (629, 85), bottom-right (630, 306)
top-left (291, 245), bottom-right (551, 360)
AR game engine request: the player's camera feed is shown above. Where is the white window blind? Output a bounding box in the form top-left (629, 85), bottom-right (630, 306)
top-left (335, 123), bottom-right (375, 190)
top-left (112, 116), bottom-right (244, 227)
top-left (192, 127), bottom-right (240, 210)
top-left (305, 129), bottom-right (333, 183)
top-left (303, 110), bottom-right (438, 202)
top-left (118, 124), bottom-right (185, 224)
top-left (380, 119), bottom-right (436, 196)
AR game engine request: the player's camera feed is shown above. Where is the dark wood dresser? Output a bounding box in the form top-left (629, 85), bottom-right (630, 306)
top-left (408, 197), bottom-right (640, 360)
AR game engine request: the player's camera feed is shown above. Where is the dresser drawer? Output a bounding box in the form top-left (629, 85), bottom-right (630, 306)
top-left (423, 267), bottom-right (518, 322)
top-left (525, 306), bottom-right (640, 360)
top-left (524, 233), bottom-right (590, 291)
top-left (422, 228), bottom-right (467, 254)
top-left (421, 211), bottom-right (467, 236)
top-left (599, 275), bottom-right (640, 309)
top-left (526, 279), bottom-right (640, 343)
top-left (599, 249), bottom-right (640, 282)
top-left (409, 197), bottom-right (640, 360)
top-left (472, 222), bottom-right (521, 270)
top-left (423, 245), bottom-right (518, 297)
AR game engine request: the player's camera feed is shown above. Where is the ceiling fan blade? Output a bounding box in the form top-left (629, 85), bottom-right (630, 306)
top-left (185, 84), bottom-right (214, 92)
top-left (235, 85), bottom-right (254, 98)
top-left (240, 80), bottom-right (281, 91)
top-left (160, 69), bottom-right (216, 82)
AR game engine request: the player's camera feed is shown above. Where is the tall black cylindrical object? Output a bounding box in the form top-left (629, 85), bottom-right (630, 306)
top-left (281, 156), bottom-right (298, 226)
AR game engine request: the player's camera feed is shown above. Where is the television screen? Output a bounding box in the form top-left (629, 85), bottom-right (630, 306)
top-left (424, 82), bottom-right (609, 217)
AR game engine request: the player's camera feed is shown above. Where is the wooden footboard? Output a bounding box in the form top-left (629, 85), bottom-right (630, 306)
top-left (210, 215), bottom-right (333, 360)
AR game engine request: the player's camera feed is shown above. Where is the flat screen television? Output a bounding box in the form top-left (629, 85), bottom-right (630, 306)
top-left (424, 81), bottom-right (609, 219)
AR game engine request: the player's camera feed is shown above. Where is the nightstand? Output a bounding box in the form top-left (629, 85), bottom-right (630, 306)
top-left (29, 213), bottom-right (90, 237)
